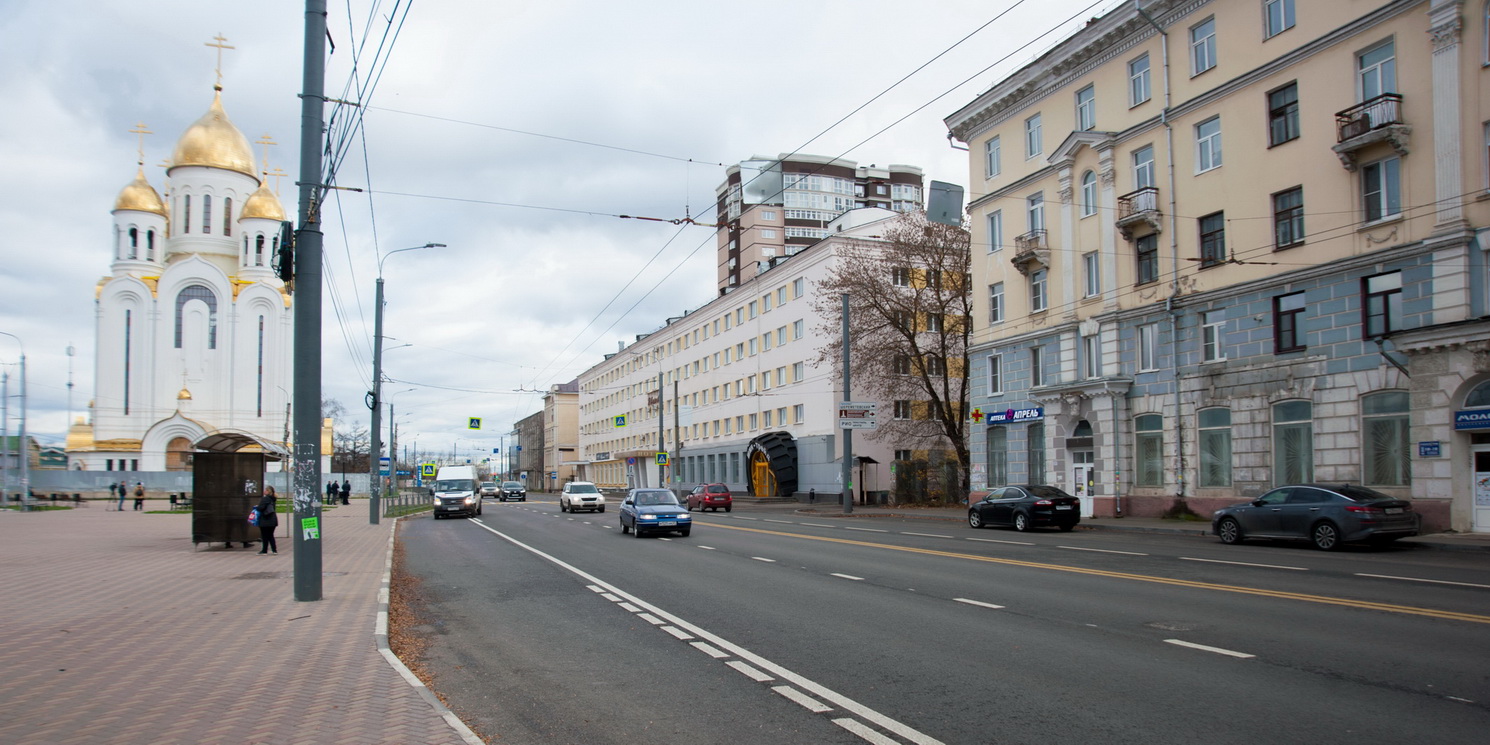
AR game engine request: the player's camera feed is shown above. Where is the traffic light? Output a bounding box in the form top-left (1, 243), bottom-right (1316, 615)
top-left (274, 220), bottom-right (295, 287)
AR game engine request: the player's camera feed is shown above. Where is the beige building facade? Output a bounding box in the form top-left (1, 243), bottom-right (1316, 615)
top-left (947, 0), bottom-right (1490, 532)
top-left (542, 380), bottom-right (580, 491)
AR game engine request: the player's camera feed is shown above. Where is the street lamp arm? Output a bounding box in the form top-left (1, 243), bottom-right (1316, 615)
top-left (377, 242), bottom-right (447, 277)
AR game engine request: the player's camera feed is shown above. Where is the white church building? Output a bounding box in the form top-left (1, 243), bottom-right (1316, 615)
top-left (67, 80), bottom-right (294, 472)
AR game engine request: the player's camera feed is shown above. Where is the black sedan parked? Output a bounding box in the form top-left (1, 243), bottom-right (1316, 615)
top-left (968, 485), bottom-right (1081, 532)
top-left (1212, 483), bottom-right (1419, 550)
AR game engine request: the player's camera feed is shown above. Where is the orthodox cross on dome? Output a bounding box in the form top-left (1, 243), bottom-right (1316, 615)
top-left (204, 33), bottom-right (235, 90)
top-left (127, 122), bottom-right (153, 166)
top-left (265, 167), bottom-right (289, 196)
top-left (254, 133), bottom-right (277, 178)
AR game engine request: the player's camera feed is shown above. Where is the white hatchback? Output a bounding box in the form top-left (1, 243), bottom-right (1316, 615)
top-left (560, 481), bottom-right (606, 513)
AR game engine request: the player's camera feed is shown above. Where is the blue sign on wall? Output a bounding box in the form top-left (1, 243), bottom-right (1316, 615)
top-left (1419, 441), bottom-right (1442, 457)
top-left (1454, 410), bottom-right (1490, 430)
top-left (985, 406), bottom-right (1044, 424)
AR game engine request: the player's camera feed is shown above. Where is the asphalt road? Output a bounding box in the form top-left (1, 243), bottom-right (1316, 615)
top-left (398, 498), bottom-right (1490, 745)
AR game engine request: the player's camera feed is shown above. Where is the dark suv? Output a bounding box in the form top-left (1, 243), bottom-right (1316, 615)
top-left (499, 481), bottom-right (527, 502)
top-left (687, 483), bottom-right (733, 512)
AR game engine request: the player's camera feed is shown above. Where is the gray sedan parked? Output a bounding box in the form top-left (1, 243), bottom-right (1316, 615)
top-left (1212, 484), bottom-right (1419, 550)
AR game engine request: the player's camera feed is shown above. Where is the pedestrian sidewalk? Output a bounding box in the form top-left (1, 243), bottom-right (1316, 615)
top-left (772, 501), bottom-right (1490, 552)
top-left (0, 505), bottom-right (480, 745)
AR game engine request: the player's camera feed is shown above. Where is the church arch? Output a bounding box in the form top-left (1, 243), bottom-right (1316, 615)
top-left (174, 284), bottom-right (218, 349)
top-left (165, 436), bottom-right (193, 471)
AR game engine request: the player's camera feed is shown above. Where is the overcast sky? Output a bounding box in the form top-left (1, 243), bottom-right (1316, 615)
top-left (0, 0), bottom-right (1118, 460)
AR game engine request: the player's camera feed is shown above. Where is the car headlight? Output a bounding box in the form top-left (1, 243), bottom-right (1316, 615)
top-left (640, 514), bottom-right (658, 521)
top-left (465, 496), bottom-right (476, 504)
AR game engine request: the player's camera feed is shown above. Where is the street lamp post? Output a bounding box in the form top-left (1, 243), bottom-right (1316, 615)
top-left (0, 332), bottom-right (27, 512)
top-left (385, 387), bottom-right (414, 496)
top-left (370, 243), bottom-right (445, 524)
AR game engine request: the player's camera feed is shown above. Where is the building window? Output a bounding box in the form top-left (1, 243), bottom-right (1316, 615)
top-left (1359, 40), bottom-right (1397, 100)
top-left (793, 277), bottom-right (804, 297)
top-left (892, 267), bottom-right (911, 287)
top-left (1273, 400), bottom-right (1314, 485)
top-left (1129, 54), bottom-right (1151, 106)
top-left (1362, 157), bottom-right (1401, 222)
top-left (1275, 292), bottom-right (1306, 352)
top-left (1136, 234), bottom-right (1159, 285)
top-left (1265, 0), bottom-right (1295, 37)
top-left (792, 361), bottom-right (803, 381)
top-left (1031, 344), bottom-right (1045, 387)
top-left (1362, 391), bottom-right (1410, 486)
top-left (1135, 414), bottom-right (1164, 487)
top-left (202, 195), bottom-right (212, 235)
top-left (794, 404), bottom-right (804, 423)
top-left (1027, 422), bottom-right (1046, 485)
top-left (1082, 334), bottom-right (1102, 378)
top-left (1030, 269), bottom-right (1047, 313)
top-left (1027, 192), bottom-right (1045, 232)
top-left (988, 354), bottom-right (1002, 394)
top-left (894, 355), bottom-right (911, 375)
top-left (1075, 85), bottom-right (1096, 131)
top-left (985, 135), bottom-right (1001, 178)
top-left (793, 319), bottom-right (803, 339)
top-left (1139, 323), bottom-right (1158, 371)
top-left (174, 284), bottom-right (219, 349)
top-left (926, 356), bottom-right (945, 376)
top-left (1199, 212), bottom-right (1226, 267)
top-left (989, 282), bottom-right (1004, 325)
top-left (1201, 310), bottom-right (1226, 362)
top-left (183, 195), bottom-right (191, 233)
top-left (1083, 252), bottom-right (1100, 297)
top-left (1133, 145), bottom-right (1155, 189)
top-left (1190, 17), bottom-right (1217, 76)
top-left (926, 314), bottom-right (943, 333)
top-left (1273, 187), bottom-right (1305, 249)
top-left (763, 409), bottom-right (773, 427)
top-left (1268, 83), bottom-right (1299, 146)
top-left (1025, 113), bottom-right (1043, 158)
top-left (1363, 271), bottom-right (1403, 338)
top-left (894, 400), bottom-right (912, 420)
top-left (1198, 407), bottom-right (1233, 487)
top-left (987, 426), bottom-right (1008, 486)
top-left (895, 449), bottom-right (912, 463)
top-left (223, 197), bottom-right (232, 237)
top-left (1196, 116), bottom-right (1222, 172)
top-left (987, 210), bottom-right (1002, 252)
top-left (1080, 171), bottom-right (1097, 217)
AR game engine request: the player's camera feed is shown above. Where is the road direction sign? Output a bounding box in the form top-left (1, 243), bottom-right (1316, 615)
top-left (838, 400), bottom-right (878, 430)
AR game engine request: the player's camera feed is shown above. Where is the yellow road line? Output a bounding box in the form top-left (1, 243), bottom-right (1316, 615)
top-left (708, 523), bottom-right (1490, 625)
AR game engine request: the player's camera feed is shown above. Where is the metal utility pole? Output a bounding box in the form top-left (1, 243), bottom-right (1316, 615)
top-left (657, 371), bottom-right (664, 488)
top-left (841, 293), bottom-right (853, 515)
top-left (673, 380), bottom-right (680, 493)
top-left (291, 0), bottom-right (329, 601)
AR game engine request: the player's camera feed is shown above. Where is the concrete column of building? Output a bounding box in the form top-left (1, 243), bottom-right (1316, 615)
top-left (1428, 0), bottom-right (1466, 233)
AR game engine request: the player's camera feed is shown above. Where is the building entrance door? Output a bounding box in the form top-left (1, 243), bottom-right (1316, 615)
top-left (1473, 447), bottom-right (1490, 533)
top-left (1072, 450), bottom-right (1095, 517)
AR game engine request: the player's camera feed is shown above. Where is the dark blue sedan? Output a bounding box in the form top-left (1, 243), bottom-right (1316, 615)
top-left (620, 489), bottom-right (692, 538)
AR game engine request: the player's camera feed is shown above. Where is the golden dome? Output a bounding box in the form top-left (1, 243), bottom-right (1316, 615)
top-left (177, 387), bottom-right (193, 401)
top-left (65, 418), bottom-right (95, 452)
top-left (114, 167), bottom-right (167, 216)
top-left (170, 89), bottom-right (256, 179)
top-left (239, 182), bottom-right (286, 221)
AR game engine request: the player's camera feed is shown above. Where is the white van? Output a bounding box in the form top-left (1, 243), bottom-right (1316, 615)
top-left (432, 465), bottom-right (482, 519)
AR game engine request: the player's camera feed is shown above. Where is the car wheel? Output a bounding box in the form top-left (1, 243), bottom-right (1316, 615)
top-left (1057, 523), bottom-right (1074, 532)
top-left (968, 510), bottom-right (984, 529)
top-left (620, 519), bottom-right (629, 534)
top-left (725, 506), bottom-right (731, 513)
top-left (599, 506), bottom-right (606, 513)
top-left (679, 529), bottom-right (691, 537)
top-left (1013, 512), bottom-right (1030, 532)
top-left (1311, 521), bottom-right (1342, 551)
top-left (1217, 517), bottom-right (1242, 545)
top-left (633, 524), bottom-right (645, 538)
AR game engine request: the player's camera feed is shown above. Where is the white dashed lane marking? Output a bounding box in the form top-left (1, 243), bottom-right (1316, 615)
top-left (752, 556), bottom-right (777, 563)
top-left (1058, 546), bottom-right (1148, 556)
top-left (845, 527), bottom-right (888, 533)
top-left (966, 537), bottom-right (1035, 546)
top-left (831, 573), bottom-right (865, 581)
top-left (901, 532), bottom-right (952, 538)
top-left (1356, 573), bottom-right (1490, 589)
top-left (954, 598), bottom-right (1006, 610)
top-left (834, 718), bottom-right (901, 745)
top-left (1164, 639), bottom-right (1255, 659)
top-left (774, 685), bottom-right (832, 713)
top-left (727, 660), bottom-right (775, 682)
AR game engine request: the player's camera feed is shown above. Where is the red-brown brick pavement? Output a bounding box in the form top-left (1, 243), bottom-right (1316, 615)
top-left (0, 504), bottom-right (481, 745)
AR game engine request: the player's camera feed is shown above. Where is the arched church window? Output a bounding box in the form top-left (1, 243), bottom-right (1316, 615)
top-left (128, 227), bottom-right (138, 260)
top-left (255, 235), bottom-right (265, 266)
top-left (271, 235), bottom-right (279, 267)
top-left (147, 230), bottom-right (155, 261)
top-left (223, 197), bottom-right (232, 237)
top-left (166, 437), bottom-right (193, 471)
top-left (174, 284), bottom-right (218, 350)
top-left (182, 195), bottom-right (190, 233)
top-left (243, 235), bottom-right (250, 263)
top-left (202, 195), bottom-right (212, 234)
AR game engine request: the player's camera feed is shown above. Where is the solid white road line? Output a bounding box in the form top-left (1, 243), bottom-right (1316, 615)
top-left (965, 537), bottom-right (1035, 546)
top-left (690, 641), bottom-right (730, 659)
top-left (902, 532), bottom-right (953, 538)
top-left (845, 527), bottom-right (888, 533)
top-left (831, 573), bottom-right (865, 581)
top-left (752, 556), bottom-right (777, 563)
top-left (954, 598), bottom-right (1006, 610)
top-left (833, 717), bottom-right (901, 745)
top-left (1182, 557), bottom-right (1308, 571)
top-left (773, 685), bottom-right (832, 713)
top-left (1058, 546), bottom-right (1148, 555)
top-left (1355, 573), bottom-right (1490, 589)
top-left (469, 521), bottom-right (947, 745)
top-left (1164, 639), bottom-right (1255, 659)
top-left (727, 660), bottom-right (775, 682)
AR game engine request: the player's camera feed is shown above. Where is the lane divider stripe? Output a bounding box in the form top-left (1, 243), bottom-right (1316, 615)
top-left (774, 685), bottom-right (832, 713)
top-left (1164, 639), bottom-right (1256, 659)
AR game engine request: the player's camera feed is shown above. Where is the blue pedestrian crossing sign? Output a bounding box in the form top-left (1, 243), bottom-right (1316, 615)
top-left (655, 452), bottom-right (669, 466)
top-left (613, 415), bottom-right (627, 428)
top-left (468, 417), bottom-right (482, 430)
top-left (420, 463), bottom-right (436, 477)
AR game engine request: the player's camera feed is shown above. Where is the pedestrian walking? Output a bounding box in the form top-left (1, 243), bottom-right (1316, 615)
top-left (133, 482), bottom-right (145, 510)
top-left (116, 481), bottom-right (126, 511)
top-left (340, 479), bottom-right (351, 505)
top-left (255, 486), bottom-right (280, 554)
top-left (327, 480), bottom-right (336, 502)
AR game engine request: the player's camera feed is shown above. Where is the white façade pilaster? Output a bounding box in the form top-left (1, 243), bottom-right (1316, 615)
top-left (1428, 0), bottom-right (1466, 232)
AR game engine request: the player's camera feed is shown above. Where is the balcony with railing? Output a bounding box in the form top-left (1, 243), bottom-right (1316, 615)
top-left (1010, 229), bottom-right (1049, 276)
top-left (1332, 93), bottom-right (1410, 171)
top-left (1115, 186), bottom-right (1162, 240)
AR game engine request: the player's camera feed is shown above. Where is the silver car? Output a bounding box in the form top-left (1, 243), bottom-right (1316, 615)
top-left (1212, 484), bottom-right (1418, 550)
